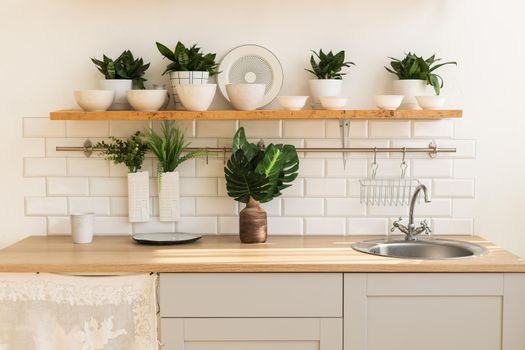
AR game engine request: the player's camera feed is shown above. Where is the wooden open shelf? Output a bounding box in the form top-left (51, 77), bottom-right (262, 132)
top-left (50, 109), bottom-right (462, 121)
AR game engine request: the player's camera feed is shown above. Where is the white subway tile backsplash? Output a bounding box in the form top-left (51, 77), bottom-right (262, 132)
top-left (180, 178), bottom-right (217, 196)
top-left (305, 178), bottom-right (346, 197)
top-left (24, 118), bottom-right (65, 137)
top-left (110, 197), bottom-right (128, 216)
top-left (22, 217), bottom-right (47, 236)
top-left (325, 120), bottom-right (368, 138)
top-left (218, 217), bottom-right (238, 234)
top-left (452, 198), bottom-right (476, 217)
top-left (433, 179), bottom-right (475, 198)
top-left (24, 158), bottom-right (67, 176)
top-left (22, 178), bottom-right (46, 196)
top-left (47, 216), bottom-right (71, 235)
top-left (305, 218), bottom-right (346, 235)
top-left (267, 217), bottom-right (303, 235)
top-left (196, 197), bottom-right (238, 216)
top-left (69, 197), bottom-right (110, 216)
top-left (326, 198), bottom-right (366, 216)
top-left (347, 179), bottom-right (362, 197)
top-left (304, 139), bottom-right (343, 159)
top-left (196, 120), bottom-right (236, 138)
top-left (347, 218), bottom-right (388, 235)
top-left (66, 120), bottom-right (109, 137)
top-left (47, 177), bottom-right (89, 196)
top-left (153, 121), bottom-right (194, 137)
top-left (283, 120), bottom-right (324, 138)
top-left (452, 159), bottom-right (477, 178)
top-left (240, 120), bottom-right (281, 138)
top-left (90, 177), bottom-right (127, 196)
top-left (413, 120), bottom-right (454, 138)
top-left (94, 217), bottom-right (132, 235)
top-left (436, 139), bottom-right (476, 158)
top-left (68, 158), bottom-right (109, 177)
top-left (347, 139), bottom-right (390, 158)
top-left (298, 159), bottom-right (325, 177)
top-left (370, 159), bottom-right (411, 177)
top-left (180, 197), bottom-right (196, 216)
top-left (415, 199), bottom-right (452, 217)
top-left (109, 121), bottom-right (150, 137)
top-left (133, 218), bottom-right (174, 234)
top-left (22, 138), bottom-right (45, 157)
top-left (45, 138), bottom-right (107, 158)
top-left (325, 159), bottom-right (367, 178)
top-left (177, 217), bottom-right (217, 234)
top-left (283, 198), bottom-right (323, 216)
top-left (281, 178), bottom-right (304, 197)
top-left (26, 197), bottom-right (67, 216)
top-left (433, 218), bottom-right (474, 235)
top-left (411, 159), bottom-right (453, 178)
top-left (176, 159), bottom-right (196, 177)
top-left (369, 121), bottom-right (411, 138)
top-left (260, 199), bottom-right (281, 216)
top-left (196, 158), bottom-right (225, 177)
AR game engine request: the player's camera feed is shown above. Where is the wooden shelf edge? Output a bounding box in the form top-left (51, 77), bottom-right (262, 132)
top-left (50, 109), bottom-right (463, 121)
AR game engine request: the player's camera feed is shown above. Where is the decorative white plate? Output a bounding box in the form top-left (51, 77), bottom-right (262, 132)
top-left (218, 44), bottom-right (283, 108)
top-left (132, 232), bottom-right (202, 245)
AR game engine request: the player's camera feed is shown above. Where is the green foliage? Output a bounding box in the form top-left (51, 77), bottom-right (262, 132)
top-left (142, 121), bottom-right (206, 174)
top-left (224, 128), bottom-right (299, 204)
top-left (95, 132), bottom-right (148, 173)
top-left (156, 41), bottom-right (219, 76)
top-left (385, 52), bottom-right (457, 95)
top-left (91, 50), bottom-right (150, 89)
top-left (305, 49), bottom-right (355, 80)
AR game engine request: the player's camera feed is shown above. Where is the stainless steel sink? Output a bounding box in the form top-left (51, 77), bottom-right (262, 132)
top-left (351, 238), bottom-right (487, 260)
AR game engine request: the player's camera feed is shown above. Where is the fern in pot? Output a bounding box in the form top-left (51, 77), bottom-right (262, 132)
top-left (143, 122), bottom-right (206, 222)
top-left (95, 132), bottom-right (150, 223)
top-left (92, 50), bottom-right (150, 110)
top-left (385, 52), bottom-right (456, 109)
top-left (156, 41), bottom-right (219, 110)
top-left (306, 49), bottom-right (355, 103)
top-left (224, 128), bottom-right (299, 243)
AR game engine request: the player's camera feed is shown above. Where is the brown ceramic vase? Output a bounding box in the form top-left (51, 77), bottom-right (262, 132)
top-left (239, 197), bottom-right (267, 243)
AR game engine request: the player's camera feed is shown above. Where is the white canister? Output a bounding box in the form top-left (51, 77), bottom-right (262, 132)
top-left (158, 171), bottom-right (180, 222)
top-left (99, 79), bottom-right (133, 110)
top-left (168, 71), bottom-right (209, 110)
top-left (70, 213), bottom-right (95, 244)
top-left (393, 79), bottom-right (429, 110)
top-left (309, 79), bottom-right (343, 104)
top-left (127, 171), bottom-right (150, 223)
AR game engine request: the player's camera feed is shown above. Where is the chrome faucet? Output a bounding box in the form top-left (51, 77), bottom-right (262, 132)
top-left (391, 184), bottom-right (432, 240)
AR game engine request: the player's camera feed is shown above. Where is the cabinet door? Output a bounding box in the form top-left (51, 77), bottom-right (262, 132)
top-left (161, 318), bottom-right (342, 350)
top-left (344, 273), bottom-right (522, 350)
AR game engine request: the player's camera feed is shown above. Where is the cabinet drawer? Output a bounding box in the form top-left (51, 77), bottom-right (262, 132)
top-left (160, 273), bottom-right (342, 317)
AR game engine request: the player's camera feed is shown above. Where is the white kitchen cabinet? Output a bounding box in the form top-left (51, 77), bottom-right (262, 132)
top-left (344, 273), bottom-right (525, 350)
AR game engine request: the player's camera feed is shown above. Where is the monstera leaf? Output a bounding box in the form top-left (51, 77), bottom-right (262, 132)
top-left (224, 128), bottom-right (299, 204)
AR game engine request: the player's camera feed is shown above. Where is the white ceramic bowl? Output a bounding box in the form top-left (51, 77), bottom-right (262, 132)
top-left (127, 89), bottom-right (168, 112)
top-left (175, 84), bottom-right (216, 111)
top-left (276, 96), bottom-right (308, 111)
top-left (319, 96), bottom-right (349, 110)
top-left (74, 90), bottom-right (115, 112)
top-left (226, 83), bottom-right (266, 111)
top-left (373, 95), bottom-right (404, 110)
top-left (415, 95), bottom-right (446, 110)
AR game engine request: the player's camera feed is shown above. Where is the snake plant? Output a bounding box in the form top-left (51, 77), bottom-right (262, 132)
top-left (156, 41), bottom-right (219, 76)
top-left (91, 50), bottom-right (150, 89)
top-left (305, 49), bottom-right (355, 80)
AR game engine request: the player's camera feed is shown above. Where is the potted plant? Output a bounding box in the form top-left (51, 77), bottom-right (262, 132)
top-left (91, 50), bottom-right (150, 110)
top-left (143, 122), bottom-right (206, 222)
top-left (224, 128), bottom-right (300, 243)
top-left (156, 41), bottom-right (219, 110)
top-left (95, 132), bottom-right (150, 223)
top-left (306, 49), bottom-right (355, 104)
top-left (385, 52), bottom-right (456, 109)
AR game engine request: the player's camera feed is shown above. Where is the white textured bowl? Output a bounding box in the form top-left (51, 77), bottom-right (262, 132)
top-left (277, 96), bottom-right (308, 111)
top-left (175, 84), bottom-right (216, 111)
top-left (415, 95), bottom-right (446, 110)
top-left (74, 90), bottom-right (115, 112)
top-left (127, 90), bottom-right (168, 112)
top-left (374, 95), bottom-right (404, 110)
top-left (226, 83), bottom-right (265, 111)
top-left (319, 96), bottom-right (349, 110)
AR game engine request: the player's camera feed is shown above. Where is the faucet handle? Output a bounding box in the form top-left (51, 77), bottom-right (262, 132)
top-left (391, 217), bottom-right (403, 232)
top-left (420, 220), bottom-right (432, 235)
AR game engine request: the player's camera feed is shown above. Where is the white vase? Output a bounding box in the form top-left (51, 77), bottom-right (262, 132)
top-left (127, 171), bottom-right (150, 223)
top-left (309, 79), bottom-right (343, 104)
top-left (158, 171), bottom-right (180, 222)
top-left (99, 79), bottom-right (133, 110)
top-left (169, 71), bottom-right (210, 110)
top-left (393, 79), bottom-right (429, 110)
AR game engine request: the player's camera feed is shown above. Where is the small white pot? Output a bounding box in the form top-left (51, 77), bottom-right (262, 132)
top-left (127, 171), bottom-right (150, 223)
top-left (158, 171), bottom-right (180, 222)
top-left (309, 79), bottom-right (343, 103)
top-left (393, 80), bottom-right (429, 110)
top-left (169, 71), bottom-right (210, 110)
top-left (70, 213), bottom-right (95, 244)
top-left (175, 84), bottom-right (217, 111)
top-left (225, 83), bottom-right (265, 111)
top-left (415, 95), bottom-right (447, 110)
top-left (99, 79), bottom-right (133, 110)
top-left (127, 90), bottom-right (168, 112)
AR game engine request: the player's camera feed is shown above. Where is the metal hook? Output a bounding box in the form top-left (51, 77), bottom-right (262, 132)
top-left (371, 148), bottom-right (378, 178)
top-left (400, 147), bottom-right (408, 178)
top-left (205, 147), bottom-right (209, 165)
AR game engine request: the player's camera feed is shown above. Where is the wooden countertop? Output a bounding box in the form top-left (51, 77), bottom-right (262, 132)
top-left (0, 235), bottom-right (523, 273)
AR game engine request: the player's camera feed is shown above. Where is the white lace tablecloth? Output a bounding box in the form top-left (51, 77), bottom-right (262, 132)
top-left (0, 273), bottom-right (158, 350)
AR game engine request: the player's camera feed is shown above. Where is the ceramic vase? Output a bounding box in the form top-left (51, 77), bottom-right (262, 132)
top-left (99, 79), bottom-right (133, 110)
top-left (158, 171), bottom-right (180, 222)
top-left (169, 71), bottom-right (209, 110)
top-left (127, 171), bottom-right (150, 223)
top-left (239, 198), bottom-right (267, 243)
top-left (393, 79), bottom-right (428, 110)
top-left (309, 79), bottom-right (343, 104)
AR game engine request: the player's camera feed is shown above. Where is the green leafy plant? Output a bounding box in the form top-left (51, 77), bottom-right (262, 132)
top-left (224, 128), bottom-right (299, 204)
top-left (91, 50), bottom-right (150, 89)
top-left (385, 52), bottom-right (457, 95)
top-left (305, 49), bottom-right (355, 80)
top-left (143, 122), bottom-right (206, 175)
top-left (95, 132), bottom-right (148, 173)
top-left (156, 41), bottom-right (219, 76)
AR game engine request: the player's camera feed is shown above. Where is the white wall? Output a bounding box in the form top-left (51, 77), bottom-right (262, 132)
top-left (1, 0), bottom-right (525, 256)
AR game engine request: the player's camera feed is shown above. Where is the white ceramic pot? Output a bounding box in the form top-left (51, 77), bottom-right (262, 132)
top-left (127, 171), bottom-right (150, 223)
top-left (175, 84), bottom-right (216, 111)
top-left (276, 96), bottom-right (308, 111)
top-left (70, 213), bottom-right (95, 244)
top-left (74, 90), bottom-right (115, 112)
top-left (158, 171), bottom-right (180, 222)
top-left (169, 71), bottom-right (210, 110)
top-left (99, 79), bottom-right (132, 110)
top-left (127, 90), bottom-right (168, 112)
top-left (225, 83), bottom-right (265, 111)
top-left (309, 79), bottom-right (343, 103)
top-left (415, 95), bottom-right (447, 110)
top-left (393, 80), bottom-right (428, 110)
